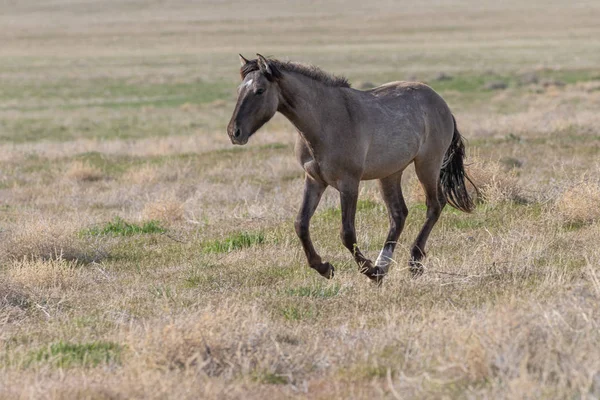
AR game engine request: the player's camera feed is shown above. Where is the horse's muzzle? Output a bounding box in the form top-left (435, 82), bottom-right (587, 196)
top-left (227, 123), bottom-right (248, 145)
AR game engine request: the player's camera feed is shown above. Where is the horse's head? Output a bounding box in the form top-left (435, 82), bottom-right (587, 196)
top-left (227, 54), bottom-right (281, 145)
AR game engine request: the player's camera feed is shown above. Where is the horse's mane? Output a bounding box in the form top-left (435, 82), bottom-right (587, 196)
top-left (240, 57), bottom-right (350, 88)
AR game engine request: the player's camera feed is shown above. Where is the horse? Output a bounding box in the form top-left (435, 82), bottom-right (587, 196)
top-left (227, 54), bottom-right (476, 283)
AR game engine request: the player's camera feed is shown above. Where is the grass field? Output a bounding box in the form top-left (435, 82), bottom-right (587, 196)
top-left (1, 1), bottom-right (600, 398)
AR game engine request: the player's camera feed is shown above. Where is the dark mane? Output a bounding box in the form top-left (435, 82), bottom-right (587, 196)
top-left (240, 57), bottom-right (350, 88)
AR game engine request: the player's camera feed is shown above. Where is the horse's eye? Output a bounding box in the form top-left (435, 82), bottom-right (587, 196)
top-left (256, 88), bottom-right (265, 95)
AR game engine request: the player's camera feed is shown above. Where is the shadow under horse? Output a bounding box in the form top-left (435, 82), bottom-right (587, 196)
top-left (227, 54), bottom-right (477, 284)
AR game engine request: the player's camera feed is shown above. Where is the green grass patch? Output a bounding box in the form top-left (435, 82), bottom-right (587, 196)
top-left (83, 217), bottom-right (166, 237)
top-left (362, 365), bottom-right (389, 379)
top-left (28, 341), bottom-right (123, 368)
top-left (184, 264), bottom-right (218, 288)
top-left (411, 203), bottom-right (427, 212)
top-left (259, 142), bottom-right (289, 150)
top-left (252, 370), bottom-right (289, 385)
top-left (562, 221), bottom-right (588, 231)
top-left (318, 205), bottom-right (341, 221)
top-left (341, 362), bottom-right (393, 381)
top-left (429, 69), bottom-right (600, 94)
top-left (357, 199), bottom-right (384, 212)
top-left (0, 78), bottom-right (231, 111)
top-left (202, 231), bottom-right (265, 253)
top-left (0, 115), bottom-right (215, 143)
top-left (279, 303), bottom-right (316, 321)
top-left (149, 284), bottom-right (175, 300)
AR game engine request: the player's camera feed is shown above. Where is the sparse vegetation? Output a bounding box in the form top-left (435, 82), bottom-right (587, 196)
top-left (467, 157), bottom-right (525, 205)
top-left (285, 283), bottom-right (341, 298)
top-left (83, 217), bottom-right (166, 237)
top-left (65, 160), bottom-right (104, 182)
top-left (556, 180), bottom-right (600, 226)
top-left (202, 232), bottom-right (266, 253)
top-left (0, 217), bottom-right (109, 263)
top-left (1, 1), bottom-right (600, 398)
top-left (141, 199), bottom-right (185, 224)
top-left (27, 341), bottom-right (123, 369)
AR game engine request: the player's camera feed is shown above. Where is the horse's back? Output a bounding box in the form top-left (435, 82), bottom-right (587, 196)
top-left (367, 81), bottom-right (450, 112)
top-left (358, 81), bottom-right (454, 179)
top-left (369, 81), bottom-right (453, 139)
top-left (367, 80), bottom-right (428, 96)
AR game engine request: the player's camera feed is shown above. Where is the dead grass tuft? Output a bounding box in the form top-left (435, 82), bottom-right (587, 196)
top-left (128, 305), bottom-right (303, 382)
top-left (5, 257), bottom-right (82, 292)
top-left (121, 164), bottom-right (159, 185)
top-left (64, 161), bottom-right (104, 182)
top-left (1, 258), bottom-right (90, 325)
top-left (555, 181), bottom-right (600, 226)
top-left (141, 199), bottom-right (185, 224)
top-left (403, 158), bottom-right (524, 207)
top-left (466, 158), bottom-right (524, 205)
top-left (0, 281), bottom-right (31, 324)
top-left (0, 217), bottom-right (109, 264)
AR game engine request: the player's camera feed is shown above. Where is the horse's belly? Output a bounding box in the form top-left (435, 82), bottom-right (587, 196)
top-left (361, 158), bottom-right (410, 180)
top-left (361, 134), bottom-right (419, 180)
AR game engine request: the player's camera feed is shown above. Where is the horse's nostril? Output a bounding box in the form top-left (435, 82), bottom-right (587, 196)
top-left (234, 128), bottom-right (241, 138)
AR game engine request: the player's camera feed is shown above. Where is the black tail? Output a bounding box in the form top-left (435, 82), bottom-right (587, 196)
top-left (440, 115), bottom-right (477, 212)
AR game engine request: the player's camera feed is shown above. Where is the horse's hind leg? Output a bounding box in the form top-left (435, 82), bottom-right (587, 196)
top-left (295, 175), bottom-right (334, 279)
top-left (375, 171), bottom-right (409, 275)
top-left (410, 158), bottom-right (447, 275)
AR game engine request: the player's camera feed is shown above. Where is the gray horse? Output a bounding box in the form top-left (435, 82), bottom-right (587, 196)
top-left (227, 54), bottom-right (476, 283)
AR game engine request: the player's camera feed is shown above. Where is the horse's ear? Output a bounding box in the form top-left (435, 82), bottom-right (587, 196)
top-left (239, 54), bottom-right (250, 66)
top-left (256, 53), bottom-right (272, 76)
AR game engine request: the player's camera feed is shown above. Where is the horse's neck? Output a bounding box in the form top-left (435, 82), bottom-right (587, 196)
top-left (277, 73), bottom-right (345, 147)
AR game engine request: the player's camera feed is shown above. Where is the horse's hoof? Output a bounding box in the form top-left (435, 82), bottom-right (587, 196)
top-left (314, 262), bottom-right (335, 279)
top-left (359, 262), bottom-right (386, 286)
top-left (409, 260), bottom-right (424, 277)
top-left (367, 266), bottom-right (386, 286)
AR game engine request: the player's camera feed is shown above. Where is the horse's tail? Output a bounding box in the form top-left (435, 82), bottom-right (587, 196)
top-left (440, 115), bottom-right (477, 213)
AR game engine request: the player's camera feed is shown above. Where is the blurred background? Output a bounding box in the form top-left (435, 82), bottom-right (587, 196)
top-left (2, 0), bottom-right (599, 145)
top-left (2, 2), bottom-right (600, 398)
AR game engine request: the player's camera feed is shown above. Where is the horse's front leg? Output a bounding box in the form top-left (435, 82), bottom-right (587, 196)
top-left (295, 175), bottom-right (334, 279)
top-left (339, 180), bottom-right (385, 283)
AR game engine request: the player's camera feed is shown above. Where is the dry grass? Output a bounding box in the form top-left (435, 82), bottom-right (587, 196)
top-left (404, 156), bottom-right (525, 206)
top-left (556, 180), bottom-right (600, 226)
top-left (1, 257), bottom-right (90, 327)
top-left (466, 157), bottom-right (525, 205)
top-left (64, 161), bottom-right (104, 182)
top-left (121, 164), bottom-right (160, 185)
top-left (141, 199), bottom-right (185, 224)
top-left (0, 216), bottom-right (108, 264)
top-left (5, 257), bottom-right (81, 291)
top-left (1, 0), bottom-right (600, 398)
